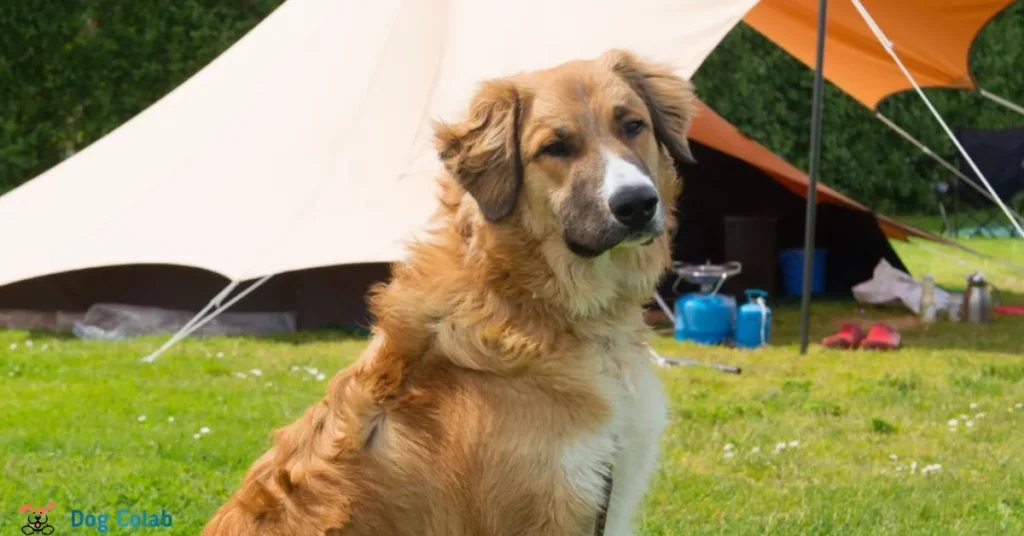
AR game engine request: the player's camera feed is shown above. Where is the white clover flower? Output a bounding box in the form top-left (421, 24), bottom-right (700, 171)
top-left (959, 414), bottom-right (969, 421)
top-left (975, 412), bottom-right (986, 419)
top-left (8, 343), bottom-right (17, 351)
top-left (316, 373), bottom-right (327, 381)
top-left (788, 440), bottom-right (800, 448)
top-left (724, 451), bottom-right (735, 459)
top-left (969, 402), bottom-right (979, 410)
top-left (200, 426), bottom-right (211, 434)
top-left (911, 461), bottom-right (918, 474)
top-left (1016, 403), bottom-right (1023, 409)
top-left (751, 447), bottom-right (761, 454)
top-left (966, 420), bottom-right (975, 428)
top-left (948, 419), bottom-right (959, 427)
top-left (250, 368), bottom-right (263, 377)
top-left (889, 454), bottom-right (899, 461)
top-left (137, 415), bottom-right (147, 422)
top-left (234, 372), bottom-right (247, 379)
top-left (168, 416), bottom-right (175, 423)
top-left (724, 443), bottom-right (735, 452)
top-left (896, 465), bottom-right (904, 472)
top-left (193, 433), bottom-right (202, 440)
top-left (216, 352), bottom-right (225, 359)
top-left (25, 340), bottom-right (34, 348)
top-left (291, 366), bottom-right (299, 372)
top-left (775, 442), bottom-right (787, 453)
top-left (41, 344), bottom-right (49, 351)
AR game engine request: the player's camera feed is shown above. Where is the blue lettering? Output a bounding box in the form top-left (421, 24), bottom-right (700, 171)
top-left (85, 513), bottom-right (96, 527)
top-left (97, 513), bottom-right (109, 534)
top-left (130, 513), bottom-right (141, 527)
top-left (148, 513), bottom-right (159, 526)
top-left (71, 510), bottom-right (83, 527)
top-left (161, 510), bottom-right (173, 527)
top-left (117, 509), bottom-right (130, 527)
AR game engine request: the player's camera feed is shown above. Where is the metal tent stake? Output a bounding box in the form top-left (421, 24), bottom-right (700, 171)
top-left (800, 0), bottom-right (829, 355)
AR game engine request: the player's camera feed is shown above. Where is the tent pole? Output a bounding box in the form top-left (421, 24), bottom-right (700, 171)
top-left (979, 88), bottom-right (1024, 117)
top-left (850, 0), bottom-right (1024, 239)
top-left (799, 0), bottom-right (829, 355)
top-left (875, 113), bottom-right (1024, 223)
top-left (651, 291), bottom-right (676, 324)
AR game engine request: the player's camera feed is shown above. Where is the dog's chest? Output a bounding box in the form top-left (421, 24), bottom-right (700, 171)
top-left (559, 345), bottom-right (667, 507)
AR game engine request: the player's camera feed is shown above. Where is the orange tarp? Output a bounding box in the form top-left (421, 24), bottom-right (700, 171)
top-left (689, 100), bottom-right (936, 242)
top-left (744, 0), bottom-right (1014, 109)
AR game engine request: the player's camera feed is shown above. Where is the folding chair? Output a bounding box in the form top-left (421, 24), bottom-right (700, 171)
top-left (932, 125), bottom-right (1024, 238)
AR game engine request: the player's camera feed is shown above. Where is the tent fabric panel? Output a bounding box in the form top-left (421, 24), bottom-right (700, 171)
top-left (0, 0), bottom-right (760, 288)
top-left (744, 0), bottom-right (1014, 109)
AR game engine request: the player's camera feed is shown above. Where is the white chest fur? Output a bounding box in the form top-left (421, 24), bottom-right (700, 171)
top-left (561, 345), bottom-right (668, 535)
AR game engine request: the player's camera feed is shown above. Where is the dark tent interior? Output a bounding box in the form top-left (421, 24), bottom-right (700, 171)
top-left (657, 141), bottom-right (907, 304)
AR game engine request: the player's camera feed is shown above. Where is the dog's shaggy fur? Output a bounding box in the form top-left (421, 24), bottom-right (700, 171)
top-left (203, 49), bottom-right (696, 536)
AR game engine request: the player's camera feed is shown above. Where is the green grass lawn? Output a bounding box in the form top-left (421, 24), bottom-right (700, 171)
top-left (2, 237), bottom-right (1022, 534)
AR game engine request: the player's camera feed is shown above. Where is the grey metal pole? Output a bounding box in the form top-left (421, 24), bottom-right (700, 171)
top-left (799, 0), bottom-right (829, 355)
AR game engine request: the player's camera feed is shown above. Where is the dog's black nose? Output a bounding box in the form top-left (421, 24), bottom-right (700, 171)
top-left (609, 185), bottom-right (659, 229)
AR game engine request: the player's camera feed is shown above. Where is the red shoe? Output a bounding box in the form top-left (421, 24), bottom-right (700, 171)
top-left (822, 323), bottom-right (866, 349)
top-left (860, 323), bottom-right (901, 351)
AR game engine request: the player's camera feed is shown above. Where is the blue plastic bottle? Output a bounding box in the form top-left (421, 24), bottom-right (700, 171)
top-left (735, 289), bottom-right (772, 349)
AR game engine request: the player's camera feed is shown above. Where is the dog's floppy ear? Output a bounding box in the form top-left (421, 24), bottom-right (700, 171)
top-left (604, 49), bottom-right (697, 166)
top-left (434, 79), bottom-right (524, 222)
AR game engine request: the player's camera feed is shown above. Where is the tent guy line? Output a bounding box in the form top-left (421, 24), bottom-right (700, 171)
top-left (980, 88), bottom-right (1024, 118)
top-left (849, 0), bottom-right (1024, 239)
top-left (141, 275), bottom-right (271, 363)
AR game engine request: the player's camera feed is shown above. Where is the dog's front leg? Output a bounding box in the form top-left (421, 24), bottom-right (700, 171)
top-left (601, 360), bottom-right (668, 536)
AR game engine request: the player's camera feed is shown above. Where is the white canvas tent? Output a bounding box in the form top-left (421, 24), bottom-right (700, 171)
top-left (0, 0), bottom-right (759, 287)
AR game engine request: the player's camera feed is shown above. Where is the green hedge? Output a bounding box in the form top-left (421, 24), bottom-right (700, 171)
top-left (0, 0), bottom-right (283, 194)
top-left (1, 1), bottom-right (1021, 213)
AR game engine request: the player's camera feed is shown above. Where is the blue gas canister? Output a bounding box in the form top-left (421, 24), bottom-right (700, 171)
top-left (674, 292), bottom-right (734, 345)
top-left (735, 289), bottom-right (772, 349)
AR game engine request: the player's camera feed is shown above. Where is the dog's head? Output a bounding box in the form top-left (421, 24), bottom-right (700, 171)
top-left (435, 50), bottom-right (694, 291)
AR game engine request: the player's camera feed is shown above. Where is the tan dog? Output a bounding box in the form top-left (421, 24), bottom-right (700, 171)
top-left (203, 49), bottom-right (696, 536)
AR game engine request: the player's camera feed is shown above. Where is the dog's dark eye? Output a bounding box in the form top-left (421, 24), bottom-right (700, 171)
top-left (540, 140), bottom-right (572, 158)
top-left (623, 119), bottom-right (646, 138)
